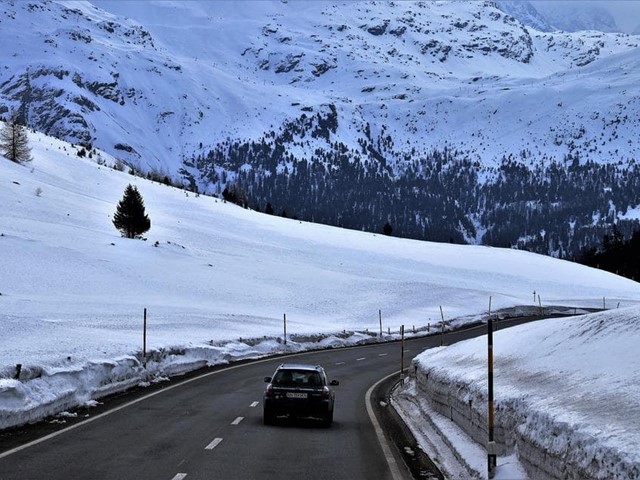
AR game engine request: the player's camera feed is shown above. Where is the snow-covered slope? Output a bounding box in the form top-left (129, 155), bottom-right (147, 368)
top-left (1, 0), bottom-right (639, 179)
top-left (1, 126), bottom-right (640, 429)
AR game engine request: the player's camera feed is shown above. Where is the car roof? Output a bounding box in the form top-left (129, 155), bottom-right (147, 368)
top-left (277, 363), bottom-right (324, 372)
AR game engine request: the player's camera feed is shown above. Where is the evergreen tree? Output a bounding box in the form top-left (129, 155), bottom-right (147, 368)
top-left (383, 221), bottom-right (393, 236)
top-left (0, 118), bottom-right (32, 164)
top-left (113, 184), bottom-right (151, 239)
top-left (222, 183), bottom-right (248, 207)
top-left (265, 202), bottom-right (274, 215)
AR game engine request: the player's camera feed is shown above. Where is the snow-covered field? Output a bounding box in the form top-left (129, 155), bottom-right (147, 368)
top-left (2, 128), bottom-right (640, 477)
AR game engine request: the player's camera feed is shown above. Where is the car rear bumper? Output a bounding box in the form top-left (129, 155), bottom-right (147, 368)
top-left (264, 397), bottom-right (332, 417)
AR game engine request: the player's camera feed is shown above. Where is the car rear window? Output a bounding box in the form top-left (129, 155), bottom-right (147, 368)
top-left (273, 370), bottom-right (323, 387)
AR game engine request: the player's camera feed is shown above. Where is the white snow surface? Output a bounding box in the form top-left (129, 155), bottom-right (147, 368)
top-left (395, 308), bottom-right (640, 479)
top-left (2, 129), bottom-right (640, 478)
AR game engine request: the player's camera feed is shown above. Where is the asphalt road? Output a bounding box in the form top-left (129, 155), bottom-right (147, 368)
top-left (0, 315), bottom-right (551, 480)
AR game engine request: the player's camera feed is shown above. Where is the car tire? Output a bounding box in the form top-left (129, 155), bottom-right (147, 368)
top-left (264, 408), bottom-right (275, 425)
top-left (322, 409), bottom-right (334, 428)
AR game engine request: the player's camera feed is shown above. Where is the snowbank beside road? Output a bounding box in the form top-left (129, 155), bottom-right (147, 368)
top-left (0, 331), bottom-right (384, 430)
top-left (398, 307), bottom-right (640, 480)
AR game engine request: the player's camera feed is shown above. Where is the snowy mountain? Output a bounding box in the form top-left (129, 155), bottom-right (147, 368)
top-left (2, 127), bottom-right (640, 479)
top-left (496, 1), bottom-right (555, 32)
top-left (504, 1), bottom-right (623, 34)
top-left (2, 0), bottom-right (640, 257)
top-left (531, 1), bottom-right (620, 33)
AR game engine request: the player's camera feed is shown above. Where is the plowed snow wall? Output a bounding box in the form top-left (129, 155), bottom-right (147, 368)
top-left (411, 360), bottom-right (640, 480)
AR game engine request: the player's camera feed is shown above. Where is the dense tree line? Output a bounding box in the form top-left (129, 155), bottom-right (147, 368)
top-left (579, 226), bottom-right (640, 281)
top-left (187, 107), bottom-right (640, 261)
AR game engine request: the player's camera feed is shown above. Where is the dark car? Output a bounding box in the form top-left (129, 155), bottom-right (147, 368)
top-left (263, 363), bottom-right (339, 427)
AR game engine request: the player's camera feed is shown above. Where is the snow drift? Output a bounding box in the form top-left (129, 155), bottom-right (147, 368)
top-left (401, 307), bottom-right (640, 479)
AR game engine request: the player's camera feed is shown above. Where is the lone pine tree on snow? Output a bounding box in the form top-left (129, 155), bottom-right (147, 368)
top-left (113, 184), bottom-right (151, 239)
top-left (0, 118), bottom-right (32, 164)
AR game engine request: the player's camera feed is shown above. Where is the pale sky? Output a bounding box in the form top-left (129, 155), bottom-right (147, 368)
top-left (531, 1), bottom-right (640, 33)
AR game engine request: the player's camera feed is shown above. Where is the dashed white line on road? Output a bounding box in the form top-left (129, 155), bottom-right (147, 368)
top-left (250, 401), bottom-right (259, 407)
top-left (335, 361), bottom-right (345, 365)
top-left (231, 416), bottom-right (244, 425)
top-left (356, 357), bottom-right (366, 361)
top-left (171, 474), bottom-right (187, 480)
top-left (205, 438), bottom-right (223, 450)
top-left (378, 353), bottom-right (388, 357)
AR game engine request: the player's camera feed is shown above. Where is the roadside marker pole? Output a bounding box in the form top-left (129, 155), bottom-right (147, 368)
top-left (440, 306), bottom-right (445, 346)
top-left (379, 309), bottom-right (382, 337)
top-left (488, 316), bottom-right (497, 478)
top-left (489, 296), bottom-right (496, 331)
top-left (489, 296), bottom-right (492, 317)
top-left (400, 325), bottom-right (405, 383)
top-left (538, 294), bottom-right (543, 315)
top-left (143, 308), bottom-right (147, 368)
top-left (283, 313), bottom-right (287, 346)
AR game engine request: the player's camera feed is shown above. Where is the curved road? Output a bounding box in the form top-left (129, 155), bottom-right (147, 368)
top-left (0, 317), bottom-right (545, 480)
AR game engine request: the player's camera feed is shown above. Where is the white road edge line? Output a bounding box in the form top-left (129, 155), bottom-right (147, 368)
top-left (231, 416), bottom-right (244, 425)
top-left (250, 401), bottom-right (259, 408)
top-left (365, 371), bottom-right (405, 480)
top-left (171, 474), bottom-right (187, 480)
top-left (205, 438), bottom-right (223, 450)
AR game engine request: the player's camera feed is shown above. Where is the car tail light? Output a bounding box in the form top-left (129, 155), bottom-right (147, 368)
top-left (265, 384), bottom-right (273, 398)
top-left (322, 386), bottom-right (330, 398)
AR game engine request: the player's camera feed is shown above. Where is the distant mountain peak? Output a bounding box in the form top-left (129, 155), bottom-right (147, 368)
top-left (496, 1), bottom-right (554, 32)
top-left (531, 1), bottom-right (620, 33)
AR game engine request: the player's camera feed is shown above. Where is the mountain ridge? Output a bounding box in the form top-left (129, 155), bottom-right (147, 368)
top-left (2, 0), bottom-right (640, 257)
top-left (2, 1), bottom-right (638, 170)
